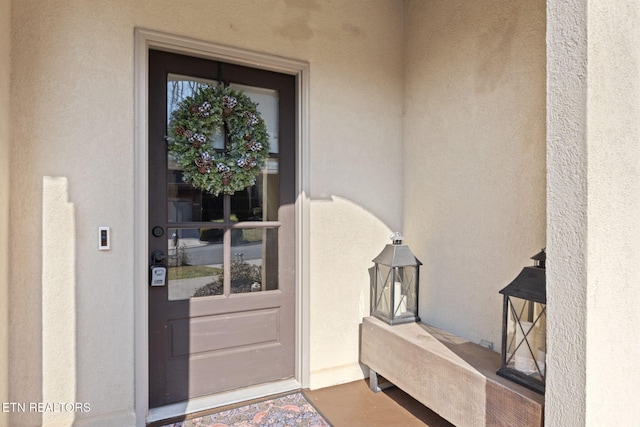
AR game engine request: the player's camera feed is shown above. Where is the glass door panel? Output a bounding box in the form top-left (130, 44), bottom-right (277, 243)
top-left (230, 158), bottom-right (279, 222)
top-left (168, 74), bottom-right (225, 149)
top-left (167, 227), bottom-right (223, 300)
top-left (166, 225), bottom-right (280, 299)
top-left (167, 74), bottom-right (225, 223)
top-left (230, 227), bottom-right (279, 293)
top-left (164, 75), bottom-right (282, 299)
top-left (230, 83), bottom-right (279, 153)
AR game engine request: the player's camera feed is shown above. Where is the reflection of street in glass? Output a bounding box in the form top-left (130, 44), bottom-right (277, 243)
top-left (167, 239), bottom-right (264, 300)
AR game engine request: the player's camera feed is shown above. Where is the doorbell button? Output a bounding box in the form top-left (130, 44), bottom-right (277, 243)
top-left (98, 226), bottom-right (110, 250)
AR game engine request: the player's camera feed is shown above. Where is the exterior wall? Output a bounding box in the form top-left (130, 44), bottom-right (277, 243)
top-left (0, 1), bottom-right (10, 426)
top-left (9, 0), bottom-right (136, 424)
top-left (12, 0), bottom-right (640, 425)
top-left (546, 1), bottom-right (587, 423)
top-left (7, 1), bottom-right (403, 425)
top-left (547, 0), bottom-right (640, 425)
top-left (403, 0), bottom-right (546, 348)
top-left (585, 2), bottom-right (640, 422)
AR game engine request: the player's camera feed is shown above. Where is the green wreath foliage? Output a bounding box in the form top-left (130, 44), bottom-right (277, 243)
top-left (167, 85), bottom-right (269, 196)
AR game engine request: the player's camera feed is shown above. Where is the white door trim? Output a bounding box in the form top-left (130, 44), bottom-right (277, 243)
top-left (133, 28), bottom-right (310, 427)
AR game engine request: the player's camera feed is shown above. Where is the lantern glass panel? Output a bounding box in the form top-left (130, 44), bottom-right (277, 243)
top-left (396, 266), bottom-right (417, 316)
top-left (505, 296), bottom-right (546, 381)
top-left (373, 264), bottom-right (392, 316)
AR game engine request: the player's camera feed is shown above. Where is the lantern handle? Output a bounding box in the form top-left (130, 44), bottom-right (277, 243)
top-left (391, 232), bottom-right (403, 245)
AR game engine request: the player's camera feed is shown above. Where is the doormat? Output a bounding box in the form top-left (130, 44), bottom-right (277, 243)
top-left (161, 392), bottom-right (332, 427)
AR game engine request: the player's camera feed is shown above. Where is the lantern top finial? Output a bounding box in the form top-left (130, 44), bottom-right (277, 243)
top-left (531, 248), bottom-right (546, 268)
top-left (391, 232), bottom-right (403, 245)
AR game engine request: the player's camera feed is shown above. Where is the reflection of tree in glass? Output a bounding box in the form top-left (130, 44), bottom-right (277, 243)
top-left (168, 243), bottom-right (191, 268)
top-left (168, 79), bottom-right (207, 116)
top-left (193, 258), bottom-right (262, 296)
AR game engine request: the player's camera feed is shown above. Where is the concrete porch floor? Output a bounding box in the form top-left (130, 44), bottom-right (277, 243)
top-left (305, 379), bottom-right (454, 427)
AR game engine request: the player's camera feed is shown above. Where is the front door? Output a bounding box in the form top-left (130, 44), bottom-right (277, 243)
top-left (148, 49), bottom-right (296, 408)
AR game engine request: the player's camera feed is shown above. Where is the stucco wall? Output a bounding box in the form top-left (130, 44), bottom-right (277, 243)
top-left (8, 1), bottom-right (403, 425)
top-left (0, 1), bottom-right (10, 426)
top-left (546, 1), bottom-right (588, 424)
top-left (585, 2), bottom-right (640, 421)
top-left (547, 0), bottom-right (640, 425)
top-left (403, 0), bottom-right (546, 349)
top-left (9, 1), bottom-right (136, 425)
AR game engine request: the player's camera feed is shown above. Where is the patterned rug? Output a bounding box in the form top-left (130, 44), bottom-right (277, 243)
top-left (161, 392), bottom-right (332, 427)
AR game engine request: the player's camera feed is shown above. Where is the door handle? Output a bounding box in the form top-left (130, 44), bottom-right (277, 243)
top-left (151, 250), bottom-right (166, 264)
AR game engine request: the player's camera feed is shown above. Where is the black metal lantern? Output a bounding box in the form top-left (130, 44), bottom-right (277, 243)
top-left (497, 249), bottom-right (546, 394)
top-left (370, 233), bottom-right (422, 325)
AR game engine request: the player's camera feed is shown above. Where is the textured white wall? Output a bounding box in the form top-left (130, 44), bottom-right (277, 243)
top-left (309, 197), bottom-right (393, 388)
top-left (41, 177), bottom-right (77, 427)
top-left (585, 2), bottom-right (640, 422)
top-left (9, 1), bottom-right (136, 425)
top-left (403, 0), bottom-right (546, 348)
top-left (546, 1), bottom-right (588, 423)
top-left (547, 0), bottom-right (640, 425)
top-left (8, 1), bottom-right (403, 424)
top-left (0, 1), bottom-right (10, 425)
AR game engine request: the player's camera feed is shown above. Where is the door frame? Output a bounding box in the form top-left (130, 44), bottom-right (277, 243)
top-left (134, 28), bottom-right (310, 426)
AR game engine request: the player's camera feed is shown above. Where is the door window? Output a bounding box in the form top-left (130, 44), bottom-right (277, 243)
top-left (166, 77), bottom-right (282, 300)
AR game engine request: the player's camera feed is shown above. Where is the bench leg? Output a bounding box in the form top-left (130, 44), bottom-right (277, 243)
top-left (368, 368), bottom-right (393, 393)
top-left (369, 368), bottom-right (381, 392)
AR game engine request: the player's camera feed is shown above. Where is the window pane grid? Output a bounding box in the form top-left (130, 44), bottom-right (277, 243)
top-left (165, 75), bottom-right (281, 301)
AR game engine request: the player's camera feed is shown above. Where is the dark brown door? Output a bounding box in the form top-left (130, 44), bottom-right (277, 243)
top-left (148, 50), bottom-right (296, 408)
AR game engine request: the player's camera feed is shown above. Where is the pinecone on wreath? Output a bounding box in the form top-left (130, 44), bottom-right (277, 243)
top-left (244, 112), bottom-right (259, 126)
top-left (222, 95), bottom-right (237, 117)
top-left (221, 171), bottom-right (233, 185)
top-left (243, 156), bottom-right (255, 170)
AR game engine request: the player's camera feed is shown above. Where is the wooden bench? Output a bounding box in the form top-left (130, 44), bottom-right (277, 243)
top-left (360, 316), bottom-right (544, 427)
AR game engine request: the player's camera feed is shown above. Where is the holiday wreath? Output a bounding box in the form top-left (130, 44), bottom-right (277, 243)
top-left (167, 85), bottom-right (269, 196)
